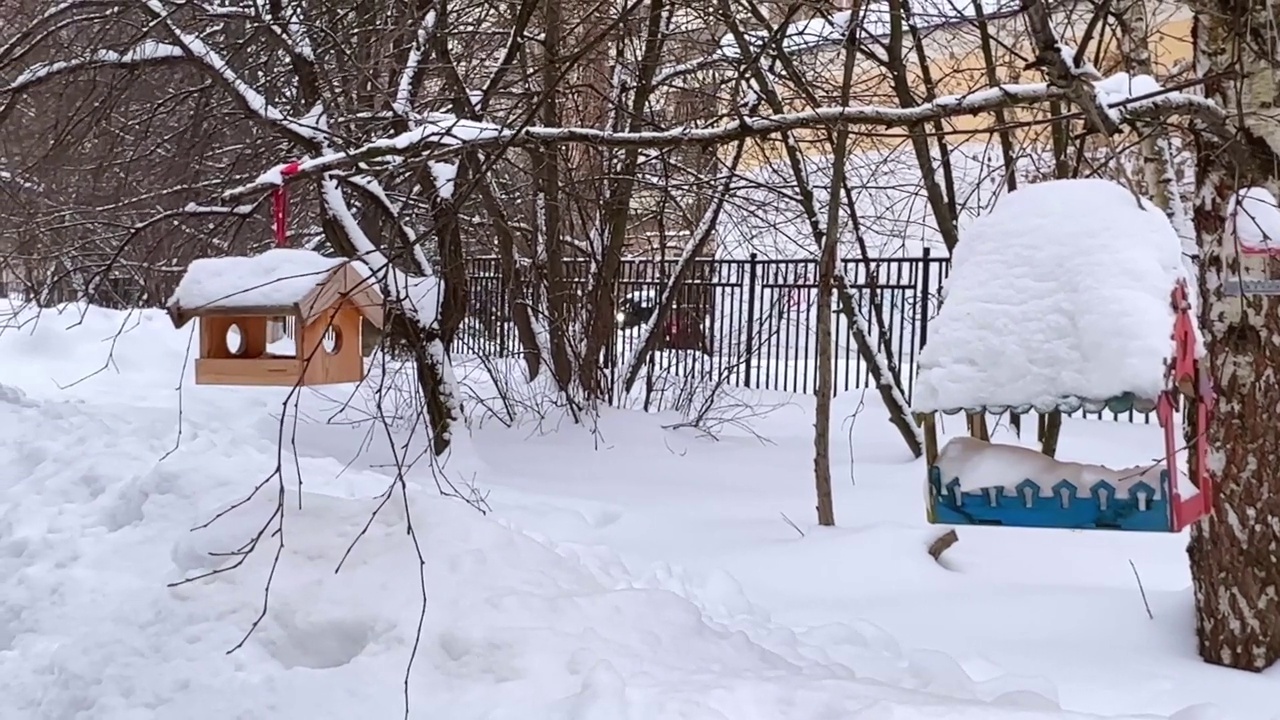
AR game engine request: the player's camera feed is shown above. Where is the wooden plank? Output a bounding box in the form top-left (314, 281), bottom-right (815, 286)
top-left (346, 286), bottom-right (385, 329)
top-left (298, 264), bottom-right (385, 329)
top-left (177, 304), bottom-right (300, 320)
top-left (297, 265), bottom-right (346, 325)
top-left (916, 412), bottom-right (939, 467)
top-left (300, 306), bottom-right (365, 385)
top-left (195, 357), bottom-right (304, 386)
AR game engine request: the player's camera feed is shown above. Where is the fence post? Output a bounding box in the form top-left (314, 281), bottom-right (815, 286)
top-left (918, 247), bottom-right (932, 350)
top-left (742, 253), bottom-right (759, 389)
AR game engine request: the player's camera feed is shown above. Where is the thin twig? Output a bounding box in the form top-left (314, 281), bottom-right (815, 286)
top-left (780, 512), bottom-right (805, 538)
top-left (1129, 559), bottom-right (1155, 620)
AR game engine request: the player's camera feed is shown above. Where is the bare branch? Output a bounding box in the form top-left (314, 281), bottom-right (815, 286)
top-left (225, 83), bottom-right (1223, 200)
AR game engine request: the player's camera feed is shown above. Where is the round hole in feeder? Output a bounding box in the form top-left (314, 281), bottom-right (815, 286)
top-left (225, 323), bottom-right (246, 357)
top-left (323, 326), bottom-right (343, 356)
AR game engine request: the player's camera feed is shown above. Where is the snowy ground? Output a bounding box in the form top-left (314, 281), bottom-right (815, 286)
top-left (2, 300), bottom-right (1278, 719)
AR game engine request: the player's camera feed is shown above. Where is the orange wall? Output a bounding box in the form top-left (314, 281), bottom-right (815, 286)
top-left (736, 13), bottom-right (1196, 170)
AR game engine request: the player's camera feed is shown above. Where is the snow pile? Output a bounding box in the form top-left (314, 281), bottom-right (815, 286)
top-left (2, 299), bottom-right (1193, 720)
top-left (0, 381), bottom-right (37, 408)
top-left (1093, 72), bottom-right (1164, 124)
top-left (1056, 44), bottom-right (1103, 80)
top-left (168, 249), bottom-right (348, 311)
top-left (936, 436), bottom-right (1182, 497)
top-left (429, 161), bottom-right (458, 199)
top-left (1227, 187), bottom-right (1280, 254)
top-left (913, 178), bottom-right (1192, 412)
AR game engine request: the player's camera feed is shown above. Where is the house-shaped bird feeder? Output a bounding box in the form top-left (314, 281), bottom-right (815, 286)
top-left (167, 248), bottom-right (383, 387)
top-left (912, 178), bottom-right (1214, 533)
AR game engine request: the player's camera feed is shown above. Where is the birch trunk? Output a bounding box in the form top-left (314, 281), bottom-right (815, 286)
top-left (1118, 0), bottom-right (1188, 236)
top-left (1188, 0), bottom-right (1280, 671)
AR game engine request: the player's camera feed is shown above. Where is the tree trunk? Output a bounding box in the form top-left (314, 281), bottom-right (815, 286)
top-left (884, 0), bottom-right (960, 252)
top-left (577, 0), bottom-right (667, 401)
top-left (972, 0), bottom-right (1021, 438)
top-left (1039, 411), bottom-right (1061, 458)
top-left (1118, 0), bottom-right (1191, 240)
top-left (619, 140), bottom-right (746, 395)
top-left (814, 231), bottom-right (836, 527)
top-left (1188, 0), bottom-right (1280, 671)
top-left (813, 39), bottom-right (857, 528)
top-left (530, 0), bottom-right (580, 403)
top-left (1037, 90), bottom-right (1073, 456)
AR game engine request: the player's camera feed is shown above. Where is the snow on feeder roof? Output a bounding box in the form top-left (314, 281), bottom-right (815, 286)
top-left (912, 178), bottom-right (1196, 415)
top-left (166, 248), bottom-right (383, 329)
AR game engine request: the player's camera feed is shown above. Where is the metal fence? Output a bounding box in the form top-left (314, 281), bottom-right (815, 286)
top-left (460, 251), bottom-right (950, 401)
top-left (458, 252), bottom-right (1152, 423)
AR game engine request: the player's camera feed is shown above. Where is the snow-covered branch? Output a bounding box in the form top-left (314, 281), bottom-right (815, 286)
top-left (3, 41), bottom-right (186, 94)
top-left (392, 10), bottom-right (438, 117)
top-left (135, 0), bottom-right (325, 142)
top-left (224, 80), bottom-right (1224, 201)
top-left (179, 201), bottom-right (259, 217)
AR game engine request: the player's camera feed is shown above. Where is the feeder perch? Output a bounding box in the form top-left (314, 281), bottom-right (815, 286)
top-left (166, 249), bottom-right (383, 386)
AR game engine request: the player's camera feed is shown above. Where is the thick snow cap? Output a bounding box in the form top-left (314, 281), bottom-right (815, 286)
top-left (166, 248), bottom-right (382, 328)
top-left (168, 249), bottom-right (346, 310)
top-left (912, 178), bottom-right (1192, 414)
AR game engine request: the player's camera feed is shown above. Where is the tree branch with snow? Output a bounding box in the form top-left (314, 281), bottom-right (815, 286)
top-left (221, 80), bottom-right (1223, 201)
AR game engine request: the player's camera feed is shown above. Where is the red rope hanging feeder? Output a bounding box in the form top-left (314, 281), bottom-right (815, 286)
top-left (272, 161), bottom-right (302, 248)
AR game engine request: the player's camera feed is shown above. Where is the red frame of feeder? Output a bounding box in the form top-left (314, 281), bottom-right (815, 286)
top-left (1158, 279), bottom-right (1215, 531)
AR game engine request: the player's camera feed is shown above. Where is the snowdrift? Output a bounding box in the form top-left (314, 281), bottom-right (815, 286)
top-left (0, 299), bottom-right (1225, 719)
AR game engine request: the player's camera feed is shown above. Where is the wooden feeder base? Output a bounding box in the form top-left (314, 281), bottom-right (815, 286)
top-left (192, 307), bottom-right (367, 387)
top-left (194, 355), bottom-right (365, 386)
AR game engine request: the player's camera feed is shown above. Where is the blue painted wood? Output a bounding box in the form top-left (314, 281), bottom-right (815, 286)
top-left (1014, 479), bottom-right (1040, 509)
top-left (928, 466), bottom-right (1175, 532)
top-left (1088, 480), bottom-right (1114, 513)
top-left (1051, 480), bottom-right (1076, 509)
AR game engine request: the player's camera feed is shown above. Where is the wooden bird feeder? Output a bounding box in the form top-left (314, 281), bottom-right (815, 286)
top-left (910, 179), bottom-right (1215, 533)
top-left (166, 249), bottom-right (384, 386)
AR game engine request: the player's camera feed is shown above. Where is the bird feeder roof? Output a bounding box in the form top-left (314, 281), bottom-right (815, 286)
top-left (166, 249), bottom-right (384, 330)
top-left (912, 178), bottom-right (1200, 415)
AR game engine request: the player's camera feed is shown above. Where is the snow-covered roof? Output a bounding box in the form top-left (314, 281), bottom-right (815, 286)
top-left (912, 178), bottom-right (1193, 414)
top-left (166, 249), bottom-right (383, 328)
top-left (716, 0), bottom-right (1021, 59)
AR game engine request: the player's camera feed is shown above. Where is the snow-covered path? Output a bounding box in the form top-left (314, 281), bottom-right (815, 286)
top-left (1, 301), bottom-right (1276, 719)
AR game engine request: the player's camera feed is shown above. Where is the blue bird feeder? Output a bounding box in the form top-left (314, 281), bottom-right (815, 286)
top-left (927, 465), bottom-right (1176, 532)
top-left (907, 179), bottom-right (1215, 533)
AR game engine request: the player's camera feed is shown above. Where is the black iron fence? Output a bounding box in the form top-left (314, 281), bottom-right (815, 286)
top-left (458, 252), bottom-right (1152, 424)
top-left (459, 251), bottom-right (950, 402)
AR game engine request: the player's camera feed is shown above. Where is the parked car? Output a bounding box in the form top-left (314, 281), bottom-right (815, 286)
top-left (615, 289), bottom-right (659, 330)
top-left (614, 288), bottom-right (712, 354)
